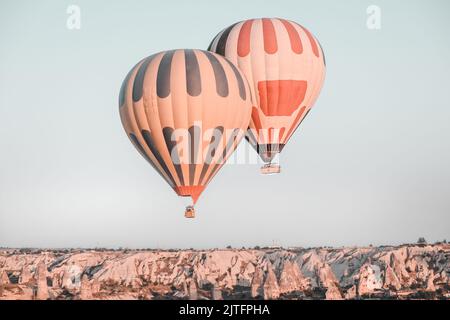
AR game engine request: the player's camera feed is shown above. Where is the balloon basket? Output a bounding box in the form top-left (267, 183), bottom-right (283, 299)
top-left (184, 205), bottom-right (196, 218)
top-left (260, 163), bottom-right (281, 175)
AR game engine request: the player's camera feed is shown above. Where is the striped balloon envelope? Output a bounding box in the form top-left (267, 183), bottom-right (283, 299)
top-left (119, 49), bottom-right (252, 217)
top-left (208, 18), bottom-right (326, 171)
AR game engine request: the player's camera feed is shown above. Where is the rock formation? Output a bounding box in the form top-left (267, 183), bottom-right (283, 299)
top-left (35, 261), bottom-right (49, 300)
top-left (0, 270), bottom-right (6, 296)
top-left (250, 265), bottom-right (264, 298)
top-left (384, 264), bottom-right (402, 290)
top-left (188, 279), bottom-right (198, 300)
top-left (358, 264), bottom-right (383, 296)
top-left (279, 260), bottom-right (308, 294)
top-left (80, 274), bottom-right (93, 300)
top-left (316, 262), bottom-right (342, 300)
top-left (20, 266), bottom-right (33, 284)
top-left (91, 278), bottom-right (101, 296)
top-left (1, 270), bottom-right (10, 286)
top-left (0, 244), bottom-right (449, 300)
top-left (263, 266), bottom-right (280, 300)
top-left (344, 285), bottom-right (357, 299)
top-left (212, 283), bottom-right (222, 300)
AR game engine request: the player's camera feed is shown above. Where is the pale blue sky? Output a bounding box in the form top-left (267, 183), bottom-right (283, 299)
top-left (0, 0), bottom-right (449, 248)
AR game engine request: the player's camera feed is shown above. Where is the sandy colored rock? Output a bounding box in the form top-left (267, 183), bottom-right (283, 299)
top-left (63, 262), bottom-right (82, 290)
top-left (1, 270), bottom-right (10, 285)
top-left (316, 263), bottom-right (342, 300)
top-left (212, 283), bottom-right (222, 300)
top-left (0, 270), bottom-right (5, 297)
top-left (384, 264), bottom-right (401, 290)
top-left (188, 279), bottom-right (198, 300)
top-left (52, 272), bottom-right (62, 288)
top-left (345, 285), bottom-right (357, 299)
top-left (91, 278), bottom-right (101, 295)
top-left (426, 271), bottom-right (436, 292)
top-left (182, 279), bottom-right (189, 297)
top-left (325, 284), bottom-right (343, 300)
top-left (80, 274), bottom-right (93, 300)
top-left (250, 265), bottom-right (264, 298)
top-left (0, 244), bottom-right (449, 300)
top-left (35, 261), bottom-right (49, 300)
top-left (358, 264), bottom-right (383, 296)
top-left (263, 266), bottom-right (280, 300)
top-left (279, 260), bottom-right (308, 294)
top-left (20, 266), bottom-right (33, 284)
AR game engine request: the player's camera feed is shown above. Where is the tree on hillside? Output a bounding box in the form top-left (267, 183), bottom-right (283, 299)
top-left (417, 237), bottom-right (427, 244)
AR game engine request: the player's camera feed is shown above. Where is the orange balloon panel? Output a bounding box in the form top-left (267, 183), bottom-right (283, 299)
top-left (208, 18), bottom-right (326, 162)
top-left (119, 49), bottom-right (252, 203)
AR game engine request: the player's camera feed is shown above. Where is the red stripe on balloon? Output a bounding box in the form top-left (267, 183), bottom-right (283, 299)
top-left (251, 107), bottom-right (262, 130)
top-left (257, 80), bottom-right (307, 116)
top-left (238, 20), bottom-right (253, 57)
top-left (279, 127), bottom-right (286, 141)
top-left (262, 18), bottom-right (278, 54)
top-left (279, 19), bottom-right (303, 54)
top-left (300, 25), bottom-right (319, 57)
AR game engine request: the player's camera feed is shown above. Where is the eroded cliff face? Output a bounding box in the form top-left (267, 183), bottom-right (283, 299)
top-left (0, 244), bottom-right (448, 300)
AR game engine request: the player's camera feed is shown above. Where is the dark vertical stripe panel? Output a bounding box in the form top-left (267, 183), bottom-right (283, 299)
top-left (198, 127), bottom-right (224, 185)
top-left (223, 59), bottom-right (246, 100)
top-left (188, 125), bottom-right (200, 186)
top-left (132, 55), bottom-right (156, 102)
top-left (184, 49), bottom-right (202, 96)
top-left (141, 130), bottom-right (177, 187)
top-left (162, 127), bottom-right (185, 186)
top-left (214, 22), bottom-right (239, 56)
top-left (245, 128), bottom-right (258, 147)
top-left (207, 38), bottom-right (216, 51)
top-left (129, 133), bottom-right (175, 188)
top-left (129, 133), bottom-right (152, 164)
top-left (119, 60), bottom-right (142, 107)
top-left (207, 129), bottom-right (240, 184)
top-left (157, 50), bottom-right (176, 98)
top-left (203, 52), bottom-right (229, 97)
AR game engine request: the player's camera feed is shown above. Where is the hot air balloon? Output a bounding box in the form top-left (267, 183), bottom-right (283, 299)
top-left (119, 49), bottom-right (252, 218)
top-left (208, 18), bottom-right (326, 174)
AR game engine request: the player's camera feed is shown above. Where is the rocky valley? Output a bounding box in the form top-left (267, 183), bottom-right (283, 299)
top-left (0, 244), bottom-right (449, 300)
